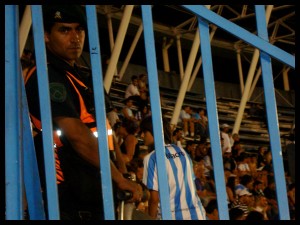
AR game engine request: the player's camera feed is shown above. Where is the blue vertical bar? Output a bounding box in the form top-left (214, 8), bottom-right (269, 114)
top-left (30, 5), bottom-right (60, 219)
top-left (85, 5), bottom-right (115, 220)
top-left (5, 5), bottom-right (23, 220)
top-left (141, 5), bottom-right (172, 220)
top-left (197, 13), bottom-right (229, 220)
top-left (255, 5), bottom-right (290, 220)
top-left (21, 74), bottom-right (46, 220)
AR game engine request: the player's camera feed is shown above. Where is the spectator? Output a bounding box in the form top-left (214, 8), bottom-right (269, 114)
top-left (114, 119), bottom-right (140, 164)
top-left (125, 75), bottom-right (140, 100)
top-left (230, 133), bottom-right (239, 147)
top-left (140, 116), bottom-right (206, 220)
top-left (263, 150), bottom-right (273, 175)
top-left (235, 174), bottom-right (254, 196)
top-left (226, 175), bottom-right (238, 208)
top-left (192, 107), bottom-right (208, 140)
top-left (126, 158), bottom-right (150, 214)
top-left (172, 127), bottom-right (184, 148)
top-left (257, 146), bottom-right (267, 169)
top-left (193, 160), bottom-right (216, 207)
top-left (245, 210), bottom-right (264, 220)
top-left (137, 73), bottom-right (148, 94)
top-left (256, 167), bottom-right (269, 190)
top-left (220, 123), bottom-right (232, 155)
top-left (194, 141), bottom-right (205, 162)
top-left (121, 98), bottom-right (137, 121)
top-left (263, 175), bottom-right (278, 220)
top-left (252, 194), bottom-right (269, 220)
top-left (205, 199), bottom-right (219, 220)
top-left (135, 104), bottom-right (151, 123)
top-left (178, 105), bottom-right (195, 137)
top-left (185, 140), bottom-right (197, 160)
top-left (237, 152), bottom-right (251, 177)
top-left (287, 183), bottom-right (295, 217)
top-left (229, 207), bottom-right (246, 220)
top-left (231, 189), bottom-right (253, 217)
top-left (223, 149), bottom-right (238, 174)
top-left (252, 180), bottom-right (265, 196)
top-left (198, 140), bottom-right (213, 179)
top-left (125, 75), bottom-right (146, 108)
top-left (107, 106), bottom-right (121, 128)
top-left (248, 154), bottom-right (258, 178)
top-left (231, 141), bottom-right (244, 159)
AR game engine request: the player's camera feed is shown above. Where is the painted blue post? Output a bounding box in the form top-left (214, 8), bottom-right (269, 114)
top-left (197, 15), bottom-right (229, 220)
top-left (85, 5), bottom-right (115, 220)
top-left (255, 5), bottom-right (290, 220)
top-left (5, 5), bottom-right (24, 220)
top-left (141, 5), bottom-right (172, 220)
top-left (182, 5), bottom-right (294, 69)
top-left (21, 75), bottom-right (46, 220)
top-left (30, 5), bottom-right (60, 219)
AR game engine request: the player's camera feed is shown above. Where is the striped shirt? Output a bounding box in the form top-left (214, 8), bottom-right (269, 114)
top-left (142, 144), bottom-right (206, 220)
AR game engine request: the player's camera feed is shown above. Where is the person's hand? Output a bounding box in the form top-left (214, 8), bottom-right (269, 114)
top-left (117, 177), bottom-right (143, 202)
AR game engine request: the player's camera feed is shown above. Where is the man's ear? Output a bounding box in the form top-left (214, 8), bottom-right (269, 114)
top-left (44, 32), bottom-right (50, 43)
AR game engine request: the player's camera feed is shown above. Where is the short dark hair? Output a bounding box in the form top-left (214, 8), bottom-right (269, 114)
top-left (229, 207), bottom-right (245, 220)
top-left (140, 116), bottom-right (172, 144)
top-left (205, 199), bottom-right (218, 214)
top-left (121, 119), bottom-right (139, 135)
top-left (172, 128), bottom-right (182, 136)
top-left (131, 75), bottom-right (138, 81)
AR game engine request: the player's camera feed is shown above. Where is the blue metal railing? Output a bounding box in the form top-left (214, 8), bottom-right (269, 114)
top-left (5, 5), bottom-right (294, 220)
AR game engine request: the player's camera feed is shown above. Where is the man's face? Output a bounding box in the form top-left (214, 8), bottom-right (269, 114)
top-left (133, 79), bottom-right (138, 86)
top-left (45, 22), bottom-right (85, 65)
top-left (140, 130), bottom-right (154, 146)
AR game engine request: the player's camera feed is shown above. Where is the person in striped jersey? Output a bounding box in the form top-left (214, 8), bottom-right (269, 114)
top-left (139, 116), bottom-right (206, 220)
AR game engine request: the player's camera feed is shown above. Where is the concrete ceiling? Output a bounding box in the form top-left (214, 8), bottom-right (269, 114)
top-left (19, 5), bottom-right (295, 89)
top-left (92, 5), bottom-right (295, 89)
top-left (95, 5), bottom-right (295, 57)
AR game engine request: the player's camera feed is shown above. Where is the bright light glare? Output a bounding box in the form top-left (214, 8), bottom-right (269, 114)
top-left (57, 130), bottom-right (62, 136)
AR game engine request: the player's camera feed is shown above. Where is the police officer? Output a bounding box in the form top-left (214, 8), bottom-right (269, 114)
top-left (25, 5), bottom-right (142, 220)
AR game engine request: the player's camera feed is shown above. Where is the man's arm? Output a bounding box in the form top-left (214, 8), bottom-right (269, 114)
top-left (148, 190), bottom-right (160, 219)
top-left (53, 116), bottom-right (142, 199)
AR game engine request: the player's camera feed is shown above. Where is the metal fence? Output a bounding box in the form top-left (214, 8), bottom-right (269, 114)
top-left (5, 5), bottom-right (294, 220)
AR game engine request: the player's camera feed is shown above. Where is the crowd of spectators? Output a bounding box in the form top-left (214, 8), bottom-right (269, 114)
top-left (106, 75), bottom-right (295, 220)
top-left (21, 47), bottom-right (294, 220)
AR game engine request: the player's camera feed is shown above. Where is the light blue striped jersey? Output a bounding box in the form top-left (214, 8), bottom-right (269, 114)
top-left (142, 144), bottom-right (206, 220)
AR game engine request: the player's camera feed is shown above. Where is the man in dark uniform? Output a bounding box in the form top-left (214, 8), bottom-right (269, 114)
top-left (25, 5), bottom-right (142, 220)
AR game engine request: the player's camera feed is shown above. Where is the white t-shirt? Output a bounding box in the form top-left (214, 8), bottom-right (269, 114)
top-left (178, 109), bottom-right (191, 123)
top-left (125, 83), bottom-right (140, 99)
top-left (107, 110), bottom-right (119, 128)
top-left (221, 131), bottom-right (232, 153)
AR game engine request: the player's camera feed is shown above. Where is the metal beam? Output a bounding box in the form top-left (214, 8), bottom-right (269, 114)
top-left (182, 5), bottom-right (294, 68)
top-left (86, 5), bottom-right (116, 219)
top-left (255, 5), bottom-right (290, 220)
top-left (141, 5), bottom-right (172, 220)
top-left (5, 5), bottom-right (24, 220)
top-left (31, 5), bottom-right (60, 219)
top-left (104, 5), bottom-right (134, 93)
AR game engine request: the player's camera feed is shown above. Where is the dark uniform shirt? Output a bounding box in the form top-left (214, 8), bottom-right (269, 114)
top-left (26, 50), bottom-right (94, 123)
top-left (25, 50), bottom-right (106, 220)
